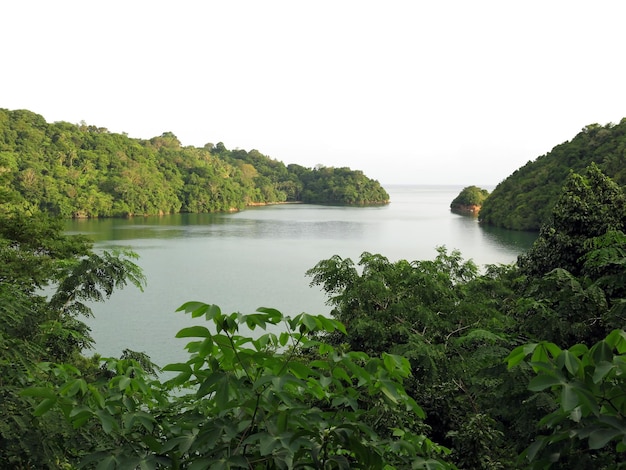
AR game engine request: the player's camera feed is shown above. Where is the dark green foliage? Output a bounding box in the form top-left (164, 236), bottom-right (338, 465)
top-left (507, 330), bottom-right (626, 469)
top-left (0, 209), bottom-right (145, 468)
top-left (6, 149), bottom-right (626, 468)
top-left (480, 119), bottom-right (626, 231)
top-left (518, 164), bottom-right (626, 279)
top-left (514, 165), bottom-right (626, 347)
top-left (307, 248), bottom-right (525, 468)
top-left (298, 165), bottom-right (389, 205)
top-left (0, 108), bottom-right (389, 217)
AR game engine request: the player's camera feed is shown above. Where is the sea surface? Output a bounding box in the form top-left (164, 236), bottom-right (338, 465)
top-left (66, 185), bottom-right (537, 367)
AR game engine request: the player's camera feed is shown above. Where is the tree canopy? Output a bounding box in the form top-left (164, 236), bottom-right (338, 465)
top-left (0, 108), bottom-right (389, 218)
top-left (479, 119), bottom-right (626, 231)
top-left (3, 150), bottom-right (626, 467)
top-left (450, 186), bottom-right (489, 214)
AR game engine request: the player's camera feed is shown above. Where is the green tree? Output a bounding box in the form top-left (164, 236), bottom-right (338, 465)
top-left (515, 165), bottom-right (626, 347)
top-left (507, 329), bottom-right (626, 469)
top-left (0, 209), bottom-right (145, 468)
top-left (479, 119), bottom-right (626, 231)
top-left (25, 304), bottom-right (455, 469)
top-left (450, 186), bottom-right (489, 209)
top-left (307, 248), bottom-right (523, 468)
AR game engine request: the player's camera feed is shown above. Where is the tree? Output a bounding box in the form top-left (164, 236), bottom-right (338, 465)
top-left (307, 248), bottom-right (524, 468)
top-left (518, 164), bottom-right (626, 279)
top-left (507, 329), bottom-right (626, 469)
top-left (515, 165), bottom-right (626, 347)
top-left (24, 304), bottom-right (455, 469)
top-left (0, 209), bottom-right (145, 468)
top-left (450, 186), bottom-right (489, 212)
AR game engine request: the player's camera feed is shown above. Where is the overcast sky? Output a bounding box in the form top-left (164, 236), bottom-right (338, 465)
top-left (2, 1), bottom-right (625, 186)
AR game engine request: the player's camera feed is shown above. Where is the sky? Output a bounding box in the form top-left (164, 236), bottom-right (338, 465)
top-left (2, 1), bottom-right (625, 186)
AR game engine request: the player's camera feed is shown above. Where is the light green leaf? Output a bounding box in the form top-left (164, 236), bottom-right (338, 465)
top-left (558, 350), bottom-right (581, 376)
top-left (176, 325), bottom-right (212, 338)
top-left (176, 301), bottom-right (208, 316)
top-left (561, 384), bottom-right (579, 411)
top-left (592, 361), bottom-right (615, 383)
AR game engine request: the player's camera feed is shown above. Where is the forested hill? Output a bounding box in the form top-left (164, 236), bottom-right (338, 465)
top-left (479, 119), bottom-right (626, 231)
top-left (0, 109), bottom-right (389, 217)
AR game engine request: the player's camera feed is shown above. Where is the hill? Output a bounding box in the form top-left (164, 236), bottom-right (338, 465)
top-left (0, 109), bottom-right (389, 217)
top-left (479, 119), bottom-right (626, 231)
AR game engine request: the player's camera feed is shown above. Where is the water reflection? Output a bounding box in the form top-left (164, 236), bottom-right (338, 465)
top-left (480, 223), bottom-right (537, 253)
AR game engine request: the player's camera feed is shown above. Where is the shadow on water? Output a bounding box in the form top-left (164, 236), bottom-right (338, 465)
top-left (479, 223), bottom-right (538, 255)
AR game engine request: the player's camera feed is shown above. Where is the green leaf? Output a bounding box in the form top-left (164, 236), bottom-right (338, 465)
top-left (605, 329), bottom-right (626, 352)
top-left (206, 304), bottom-right (222, 321)
top-left (528, 374), bottom-right (564, 391)
top-left (19, 387), bottom-right (56, 399)
top-left (592, 340), bottom-right (614, 363)
top-left (561, 384), bottom-right (579, 411)
top-left (88, 385), bottom-right (105, 409)
top-left (279, 331), bottom-right (290, 347)
top-left (558, 350), bottom-right (581, 376)
top-left (118, 376), bottom-right (131, 391)
top-left (96, 455), bottom-right (118, 470)
top-left (176, 325), bottom-right (212, 338)
top-left (162, 362), bottom-right (193, 374)
top-left (96, 409), bottom-right (118, 434)
top-left (588, 428), bottom-right (622, 449)
top-left (176, 301), bottom-right (209, 317)
top-left (33, 397), bottom-right (57, 416)
top-left (592, 361), bottom-right (615, 383)
top-left (255, 306), bottom-right (283, 323)
top-left (289, 362), bottom-right (314, 379)
top-left (259, 433), bottom-right (279, 455)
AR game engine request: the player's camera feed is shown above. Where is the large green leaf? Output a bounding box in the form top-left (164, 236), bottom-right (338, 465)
top-left (528, 374), bottom-right (564, 391)
top-left (175, 325), bottom-right (212, 338)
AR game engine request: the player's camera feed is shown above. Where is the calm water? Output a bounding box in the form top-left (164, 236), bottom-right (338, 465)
top-left (66, 185), bottom-right (536, 367)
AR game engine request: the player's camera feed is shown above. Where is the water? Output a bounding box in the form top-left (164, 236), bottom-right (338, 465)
top-left (66, 185), bottom-right (537, 367)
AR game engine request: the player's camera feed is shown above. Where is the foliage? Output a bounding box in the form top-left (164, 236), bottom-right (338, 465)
top-left (25, 304), bottom-right (455, 469)
top-left (450, 186), bottom-right (489, 210)
top-left (479, 119), bottom-right (626, 231)
top-left (6, 149), bottom-right (626, 468)
top-left (507, 329), bottom-right (626, 469)
top-left (0, 108), bottom-right (389, 218)
top-left (518, 164), bottom-right (626, 279)
top-left (307, 248), bottom-right (525, 468)
top-left (296, 165), bottom-right (389, 205)
top-left (514, 166), bottom-right (626, 347)
top-left (0, 208), bottom-right (145, 468)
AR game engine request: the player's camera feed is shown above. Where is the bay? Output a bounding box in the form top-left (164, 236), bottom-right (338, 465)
top-left (66, 185), bottom-right (537, 367)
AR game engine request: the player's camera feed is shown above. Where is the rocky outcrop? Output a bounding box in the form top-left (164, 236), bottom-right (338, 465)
top-left (450, 204), bottom-right (481, 216)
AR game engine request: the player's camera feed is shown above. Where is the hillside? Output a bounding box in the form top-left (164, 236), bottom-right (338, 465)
top-left (479, 119), bottom-right (626, 231)
top-left (0, 109), bottom-right (389, 217)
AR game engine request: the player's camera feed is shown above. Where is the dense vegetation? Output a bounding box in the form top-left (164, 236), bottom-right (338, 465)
top-left (0, 108), bottom-right (388, 217)
top-left (479, 119), bottom-right (626, 231)
top-left (449, 185), bottom-right (489, 213)
top-left (3, 164), bottom-right (625, 468)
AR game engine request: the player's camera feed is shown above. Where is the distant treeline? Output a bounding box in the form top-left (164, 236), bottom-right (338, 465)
top-left (479, 118), bottom-right (626, 231)
top-left (0, 109), bottom-right (389, 217)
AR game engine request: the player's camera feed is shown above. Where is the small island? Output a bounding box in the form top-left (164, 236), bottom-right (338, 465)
top-left (450, 185), bottom-right (489, 216)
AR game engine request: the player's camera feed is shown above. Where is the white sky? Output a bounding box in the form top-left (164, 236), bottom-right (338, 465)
top-left (2, 1), bottom-right (625, 185)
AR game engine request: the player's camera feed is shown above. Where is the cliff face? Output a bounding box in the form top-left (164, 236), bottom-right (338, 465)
top-left (450, 204), bottom-right (481, 216)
